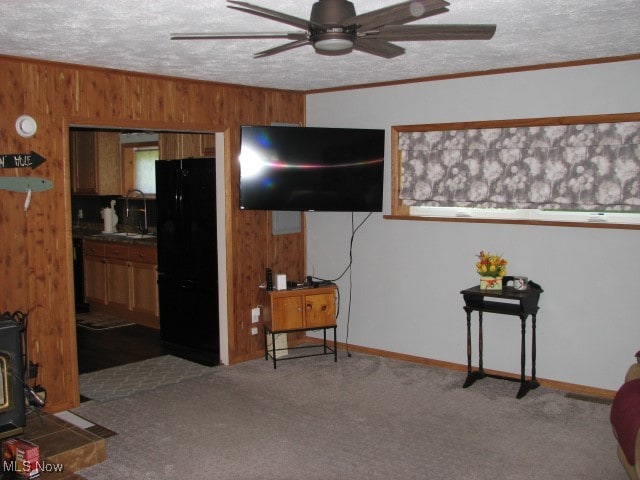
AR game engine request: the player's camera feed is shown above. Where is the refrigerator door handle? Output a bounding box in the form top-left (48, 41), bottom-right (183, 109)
top-left (176, 167), bottom-right (183, 237)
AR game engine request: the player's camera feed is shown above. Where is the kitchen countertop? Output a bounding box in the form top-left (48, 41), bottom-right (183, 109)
top-left (73, 225), bottom-right (157, 246)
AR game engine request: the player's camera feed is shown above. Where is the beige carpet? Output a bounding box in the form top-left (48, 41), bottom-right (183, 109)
top-left (79, 355), bottom-right (214, 402)
top-left (77, 311), bottom-right (134, 330)
top-left (72, 351), bottom-right (622, 480)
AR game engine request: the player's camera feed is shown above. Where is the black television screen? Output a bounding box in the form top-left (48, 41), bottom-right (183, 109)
top-left (239, 125), bottom-right (384, 212)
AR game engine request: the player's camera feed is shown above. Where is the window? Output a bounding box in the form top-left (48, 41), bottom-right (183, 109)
top-left (121, 142), bottom-right (159, 195)
top-left (390, 113), bottom-right (640, 228)
top-left (133, 147), bottom-right (158, 194)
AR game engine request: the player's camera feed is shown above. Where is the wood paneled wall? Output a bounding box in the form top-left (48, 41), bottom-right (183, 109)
top-left (0, 55), bottom-right (305, 411)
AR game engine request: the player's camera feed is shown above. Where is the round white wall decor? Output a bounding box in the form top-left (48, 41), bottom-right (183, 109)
top-left (15, 115), bottom-right (37, 138)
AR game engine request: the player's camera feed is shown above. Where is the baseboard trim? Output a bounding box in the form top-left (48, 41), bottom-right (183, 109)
top-left (303, 335), bottom-right (617, 401)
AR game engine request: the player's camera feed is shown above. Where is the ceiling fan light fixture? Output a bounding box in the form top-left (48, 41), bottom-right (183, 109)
top-left (173, 0), bottom-right (497, 60)
top-left (313, 33), bottom-right (354, 52)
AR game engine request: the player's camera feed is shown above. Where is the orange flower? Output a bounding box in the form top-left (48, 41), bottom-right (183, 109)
top-left (476, 251), bottom-right (507, 277)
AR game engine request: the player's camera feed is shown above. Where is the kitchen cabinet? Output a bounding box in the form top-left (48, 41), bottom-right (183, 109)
top-left (158, 132), bottom-right (214, 160)
top-left (83, 240), bottom-right (159, 328)
top-left (83, 242), bottom-right (107, 305)
top-left (129, 245), bottom-right (159, 320)
top-left (70, 130), bottom-right (121, 195)
top-left (259, 286), bottom-right (337, 331)
top-left (105, 244), bottom-right (129, 311)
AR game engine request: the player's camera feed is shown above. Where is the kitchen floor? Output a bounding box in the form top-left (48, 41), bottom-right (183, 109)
top-left (76, 316), bottom-right (165, 374)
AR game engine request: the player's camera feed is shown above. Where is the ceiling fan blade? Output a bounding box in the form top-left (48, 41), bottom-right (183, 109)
top-left (352, 38), bottom-right (405, 59)
top-left (345, 0), bottom-right (449, 32)
top-left (370, 24), bottom-right (497, 41)
top-left (227, 0), bottom-right (321, 30)
top-left (170, 31), bottom-right (307, 41)
top-left (253, 39), bottom-right (311, 58)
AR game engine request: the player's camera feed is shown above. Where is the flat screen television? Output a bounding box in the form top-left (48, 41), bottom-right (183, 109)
top-left (239, 125), bottom-right (384, 212)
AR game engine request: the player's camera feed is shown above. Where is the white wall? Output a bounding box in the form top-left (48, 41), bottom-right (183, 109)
top-left (305, 60), bottom-right (640, 392)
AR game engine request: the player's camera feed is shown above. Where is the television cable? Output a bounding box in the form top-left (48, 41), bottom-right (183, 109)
top-left (314, 211), bottom-right (372, 358)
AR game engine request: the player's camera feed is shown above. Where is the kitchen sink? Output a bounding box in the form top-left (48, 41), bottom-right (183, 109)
top-left (93, 232), bottom-right (155, 239)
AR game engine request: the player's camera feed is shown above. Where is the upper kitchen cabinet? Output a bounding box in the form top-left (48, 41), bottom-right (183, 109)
top-left (158, 132), bottom-right (215, 160)
top-left (71, 130), bottom-right (122, 195)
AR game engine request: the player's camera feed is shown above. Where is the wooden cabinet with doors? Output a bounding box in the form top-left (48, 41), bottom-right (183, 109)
top-left (259, 286), bottom-right (337, 331)
top-left (158, 132), bottom-right (215, 160)
top-left (70, 130), bottom-right (122, 195)
top-left (83, 241), bottom-right (108, 305)
top-left (129, 245), bottom-right (159, 321)
top-left (104, 243), bottom-right (130, 311)
top-left (83, 239), bottom-right (159, 328)
top-left (259, 285), bottom-right (338, 367)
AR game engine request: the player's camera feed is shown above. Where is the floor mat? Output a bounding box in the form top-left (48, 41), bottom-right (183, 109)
top-left (77, 311), bottom-right (134, 330)
top-left (79, 355), bottom-right (215, 402)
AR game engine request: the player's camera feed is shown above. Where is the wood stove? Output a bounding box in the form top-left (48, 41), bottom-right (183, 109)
top-left (0, 317), bottom-right (25, 439)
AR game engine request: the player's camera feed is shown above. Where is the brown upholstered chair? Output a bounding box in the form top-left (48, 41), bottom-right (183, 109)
top-left (611, 363), bottom-right (640, 480)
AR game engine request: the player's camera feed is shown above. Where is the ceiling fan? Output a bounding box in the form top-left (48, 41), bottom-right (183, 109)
top-left (170, 0), bottom-right (496, 59)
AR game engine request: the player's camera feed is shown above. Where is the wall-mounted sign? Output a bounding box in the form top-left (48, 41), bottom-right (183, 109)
top-left (0, 177), bottom-right (53, 192)
top-left (0, 152), bottom-right (45, 170)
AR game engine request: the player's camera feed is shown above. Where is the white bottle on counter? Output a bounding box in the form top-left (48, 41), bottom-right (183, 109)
top-left (101, 200), bottom-right (118, 233)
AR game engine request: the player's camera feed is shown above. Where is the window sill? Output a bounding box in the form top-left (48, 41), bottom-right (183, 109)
top-left (383, 214), bottom-right (640, 230)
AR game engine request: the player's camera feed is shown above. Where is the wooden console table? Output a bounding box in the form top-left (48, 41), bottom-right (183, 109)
top-left (460, 281), bottom-right (543, 399)
top-left (259, 285), bottom-right (338, 369)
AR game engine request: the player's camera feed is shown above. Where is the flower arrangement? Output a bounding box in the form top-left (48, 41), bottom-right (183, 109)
top-left (476, 251), bottom-right (507, 278)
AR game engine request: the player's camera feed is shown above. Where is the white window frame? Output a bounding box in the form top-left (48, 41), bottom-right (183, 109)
top-left (408, 206), bottom-right (640, 225)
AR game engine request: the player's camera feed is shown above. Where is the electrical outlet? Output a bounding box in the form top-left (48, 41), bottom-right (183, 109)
top-left (251, 307), bottom-right (260, 324)
top-left (28, 361), bottom-right (39, 379)
top-left (251, 327), bottom-right (258, 335)
top-left (78, 209), bottom-right (83, 219)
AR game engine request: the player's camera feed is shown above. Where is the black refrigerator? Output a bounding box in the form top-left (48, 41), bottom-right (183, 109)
top-left (155, 157), bottom-right (219, 366)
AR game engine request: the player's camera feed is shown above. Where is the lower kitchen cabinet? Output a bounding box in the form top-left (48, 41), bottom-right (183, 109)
top-left (130, 260), bottom-right (159, 319)
top-left (84, 253), bottom-right (107, 305)
top-left (106, 258), bottom-right (130, 310)
top-left (83, 240), bottom-right (159, 328)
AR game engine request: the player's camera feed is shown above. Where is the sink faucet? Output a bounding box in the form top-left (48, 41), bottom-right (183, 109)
top-left (125, 189), bottom-right (148, 234)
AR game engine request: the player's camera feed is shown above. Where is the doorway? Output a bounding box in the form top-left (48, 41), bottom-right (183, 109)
top-left (68, 124), bottom-right (227, 376)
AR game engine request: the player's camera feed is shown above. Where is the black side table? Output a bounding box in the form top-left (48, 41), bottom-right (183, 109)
top-left (460, 280), bottom-right (543, 399)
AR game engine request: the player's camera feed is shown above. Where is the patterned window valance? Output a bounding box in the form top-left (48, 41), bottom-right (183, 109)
top-left (399, 121), bottom-right (640, 211)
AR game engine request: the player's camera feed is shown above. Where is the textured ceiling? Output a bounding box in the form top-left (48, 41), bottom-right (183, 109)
top-left (1, 0), bottom-right (639, 91)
